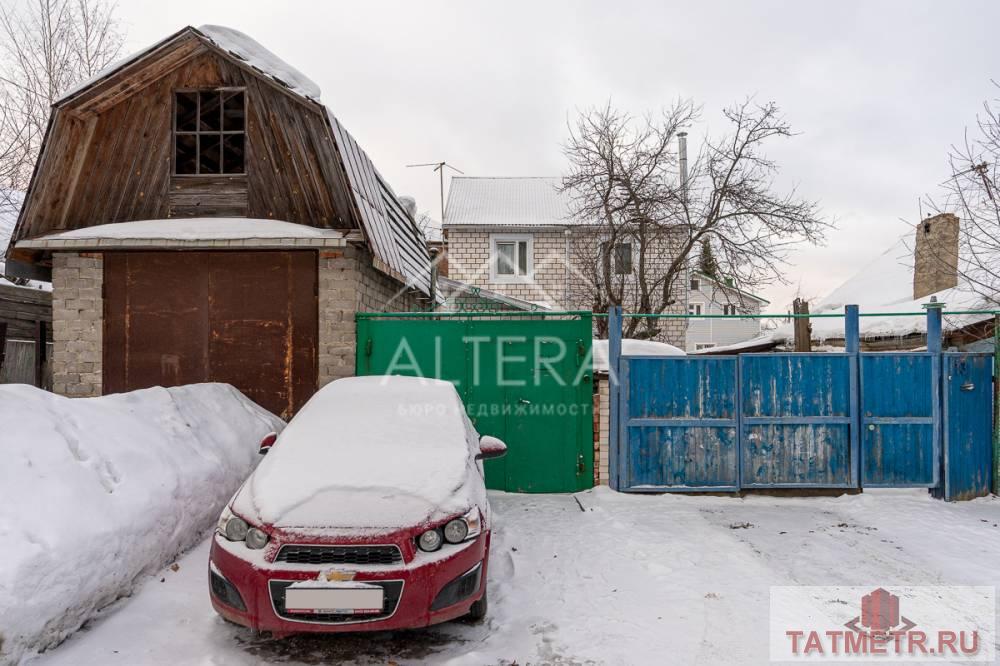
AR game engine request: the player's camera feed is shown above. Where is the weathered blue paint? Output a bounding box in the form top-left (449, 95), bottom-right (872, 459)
top-left (608, 303), bottom-right (993, 500)
top-left (943, 353), bottom-right (994, 501)
top-left (860, 353), bottom-right (937, 487)
top-left (740, 353), bottom-right (855, 487)
top-left (619, 356), bottom-right (740, 491)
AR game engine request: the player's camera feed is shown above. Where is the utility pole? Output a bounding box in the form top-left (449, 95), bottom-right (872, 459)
top-left (406, 161), bottom-right (464, 223)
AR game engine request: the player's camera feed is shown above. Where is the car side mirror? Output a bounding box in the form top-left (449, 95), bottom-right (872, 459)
top-left (259, 432), bottom-right (278, 455)
top-left (477, 435), bottom-right (507, 460)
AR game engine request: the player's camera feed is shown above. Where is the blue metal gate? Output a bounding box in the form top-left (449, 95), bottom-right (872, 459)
top-left (609, 306), bottom-right (996, 500)
top-left (741, 353), bottom-right (857, 488)
top-left (943, 353), bottom-right (994, 500)
top-left (620, 356), bottom-right (739, 491)
top-left (860, 353), bottom-right (938, 487)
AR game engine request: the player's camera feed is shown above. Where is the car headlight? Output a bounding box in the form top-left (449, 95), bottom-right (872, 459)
top-left (218, 507), bottom-right (249, 542)
top-left (418, 529), bottom-right (442, 552)
top-left (443, 518), bottom-right (468, 544)
top-left (245, 527), bottom-right (269, 550)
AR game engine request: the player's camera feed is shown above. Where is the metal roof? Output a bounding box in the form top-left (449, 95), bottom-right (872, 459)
top-left (444, 177), bottom-right (575, 228)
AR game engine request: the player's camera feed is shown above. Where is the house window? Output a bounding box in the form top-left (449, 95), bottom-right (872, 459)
top-left (600, 241), bottom-right (633, 274)
top-left (695, 342), bottom-right (717, 351)
top-left (174, 90), bottom-right (246, 175)
top-left (688, 302), bottom-right (704, 317)
top-left (491, 235), bottom-right (531, 280)
top-left (722, 304), bottom-right (737, 315)
top-left (690, 278), bottom-right (700, 290)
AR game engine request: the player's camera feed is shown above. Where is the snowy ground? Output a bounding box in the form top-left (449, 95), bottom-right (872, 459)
top-left (31, 487), bottom-right (1000, 665)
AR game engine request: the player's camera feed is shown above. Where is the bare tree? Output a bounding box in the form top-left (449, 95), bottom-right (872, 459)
top-left (562, 99), bottom-right (829, 338)
top-left (927, 83), bottom-right (1000, 305)
top-left (0, 0), bottom-right (124, 192)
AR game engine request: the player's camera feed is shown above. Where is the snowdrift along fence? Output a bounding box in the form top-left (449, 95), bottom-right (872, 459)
top-left (607, 305), bottom-right (996, 501)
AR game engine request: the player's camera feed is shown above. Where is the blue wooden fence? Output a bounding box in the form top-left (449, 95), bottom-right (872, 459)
top-left (608, 305), bottom-right (995, 500)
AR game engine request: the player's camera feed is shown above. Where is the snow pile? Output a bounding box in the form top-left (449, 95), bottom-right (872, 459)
top-left (31, 218), bottom-right (346, 242)
top-left (0, 384), bottom-right (283, 664)
top-left (592, 338), bottom-right (685, 373)
top-left (232, 376), bottom-right (483, 531)
top-left (198, 25), bottom-right (321, 100)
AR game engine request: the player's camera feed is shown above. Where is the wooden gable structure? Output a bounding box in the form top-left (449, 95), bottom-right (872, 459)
top-left (5, 25), bottom-right (431, 295)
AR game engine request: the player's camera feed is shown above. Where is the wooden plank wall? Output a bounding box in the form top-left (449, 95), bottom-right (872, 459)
top-left (15, 47), bottom-right (355, 239)
top-left (0, 283), bottom-right (52, 340)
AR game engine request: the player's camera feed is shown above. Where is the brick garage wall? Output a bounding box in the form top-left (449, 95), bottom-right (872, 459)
top-left (318, 245), bottom-right (424, 386)
top-left (51, 252), bottom-right (103, 397)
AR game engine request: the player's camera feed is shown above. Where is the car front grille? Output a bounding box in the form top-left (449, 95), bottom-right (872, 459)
top-left (269, 580), bottom-right (404, 624)
top-left (274, 544), bottom-right (404, 566)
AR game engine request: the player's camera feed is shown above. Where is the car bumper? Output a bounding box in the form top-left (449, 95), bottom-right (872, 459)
top-left (208, 531), bottom-right (490, 634)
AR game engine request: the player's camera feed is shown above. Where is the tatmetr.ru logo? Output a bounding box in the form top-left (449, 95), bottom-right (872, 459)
top-left (770, 586), bottom-right (995, 661)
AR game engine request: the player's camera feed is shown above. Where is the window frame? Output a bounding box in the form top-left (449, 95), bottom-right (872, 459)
top-left (172, 87), bottom-right (248, 177)
top-left (722, 303), bottom-right (737, 316)
top-left (695, 342), bottom-right (717, 351)
top-left (690, 277), bottom-right (701, 290)
top-left (489, 233), bottom-right (533, 283)
top-left (688, 301), bottom-right (704, 318)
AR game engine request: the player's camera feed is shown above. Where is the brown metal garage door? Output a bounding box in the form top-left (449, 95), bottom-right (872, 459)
top-left (103, 251), bottom-right (317, 419)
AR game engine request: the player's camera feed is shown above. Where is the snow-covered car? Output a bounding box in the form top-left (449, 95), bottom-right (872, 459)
top-left (208, 375), bottom-right (506, 635)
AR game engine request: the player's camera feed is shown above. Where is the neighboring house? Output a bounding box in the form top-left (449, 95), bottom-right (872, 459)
top-left (684, 271), bottom-right (768, 351)
top-left (442, 176), bottom-right (767, 349)
top-left (702, 212), bottom-right (993, 353)
top-left (0, 191), bottom-right (53, 386)
top-left (3, 26), bottom-right (431, 417)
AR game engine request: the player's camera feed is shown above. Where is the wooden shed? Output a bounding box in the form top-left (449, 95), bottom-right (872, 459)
top-left (3, 25), bottom-right (432, 418)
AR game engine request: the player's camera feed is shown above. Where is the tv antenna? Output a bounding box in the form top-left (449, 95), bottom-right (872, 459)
top-left (406, 161), bottom-right (464, 223)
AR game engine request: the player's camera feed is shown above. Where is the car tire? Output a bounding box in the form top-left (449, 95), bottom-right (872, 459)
top-left (466, 588), bottom-right (488, 622)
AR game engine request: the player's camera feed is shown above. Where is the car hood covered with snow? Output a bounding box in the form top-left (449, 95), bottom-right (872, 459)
top-left (231, 376), bottom-right (484, 531)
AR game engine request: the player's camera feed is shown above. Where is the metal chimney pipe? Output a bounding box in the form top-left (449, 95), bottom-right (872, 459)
top-left (678, 131), bottom-right (689, 202)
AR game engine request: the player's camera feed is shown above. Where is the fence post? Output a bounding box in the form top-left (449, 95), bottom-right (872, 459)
top-left (608, 306), bottom-right (623, 490)
top-left (34, 320), bottom-right (48, 390)
top-left (994, 314), bottom-right (999, 496)
top-left (793, 298), bottom-right (812, 352)
top-left (845, 305), bottom-right (860, 488)
top-left (925, 299), bottom-right (944, 497)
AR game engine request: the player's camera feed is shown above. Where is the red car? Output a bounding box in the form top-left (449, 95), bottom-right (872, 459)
top-left (208, 376), bottom-right (507, 635)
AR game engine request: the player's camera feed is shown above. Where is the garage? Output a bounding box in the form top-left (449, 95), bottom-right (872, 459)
top-left (103, 250), bottom-right (317, 418)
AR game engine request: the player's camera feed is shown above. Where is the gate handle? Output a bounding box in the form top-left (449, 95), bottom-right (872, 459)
top-left (519, 398), bottom-right (532, 405)
top-left (960, 382), bottom-right (975, 392)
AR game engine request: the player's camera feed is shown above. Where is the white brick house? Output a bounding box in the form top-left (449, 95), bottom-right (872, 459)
top-left (442, 176), bottom-right (768, 349)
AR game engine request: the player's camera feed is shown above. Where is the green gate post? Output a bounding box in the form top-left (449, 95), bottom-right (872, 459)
top-left (994, 314), bottom-right (999, 495)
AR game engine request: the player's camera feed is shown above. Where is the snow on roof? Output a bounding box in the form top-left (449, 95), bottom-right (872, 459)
top-left (197, 25), bottom-right (321, 100)
top-left (592, 338), bottom-right (685, 373)
top-left (1, 191), bottom-right (49, 290)
top-left (445, 177), bottom-right (575, 227)
top-left (770, 234), bottom-right (991, 343)
top-left (232, 376), bottom-right (483, 530)
top-left (17, 217), bottom-right (346, 248)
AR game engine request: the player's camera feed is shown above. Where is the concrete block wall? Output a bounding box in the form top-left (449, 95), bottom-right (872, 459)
top-left (318, 245), bottom-right (424, 387)
top-left (51, 252), bottom-right (103, 397)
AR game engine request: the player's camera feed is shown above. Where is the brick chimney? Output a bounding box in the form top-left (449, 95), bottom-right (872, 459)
top-left (912, 213), bottom-right (959, 301)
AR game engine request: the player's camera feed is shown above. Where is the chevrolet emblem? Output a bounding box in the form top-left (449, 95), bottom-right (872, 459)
top-left (324, 570), bottom-right (356, 582)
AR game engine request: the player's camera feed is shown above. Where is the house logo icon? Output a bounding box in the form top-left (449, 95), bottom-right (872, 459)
top-left (844, 588), bottom-right (917, 637)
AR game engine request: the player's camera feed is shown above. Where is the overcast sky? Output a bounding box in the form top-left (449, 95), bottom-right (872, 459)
top-left (116, 0), bottom-right (999, 309)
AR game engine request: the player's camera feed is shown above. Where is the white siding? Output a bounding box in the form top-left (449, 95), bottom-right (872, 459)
top-left (684, 280), bottom-right (764, 351)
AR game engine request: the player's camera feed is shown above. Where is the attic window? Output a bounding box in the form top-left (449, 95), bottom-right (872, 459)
top-left (174, 90), bottom-right (246, 175)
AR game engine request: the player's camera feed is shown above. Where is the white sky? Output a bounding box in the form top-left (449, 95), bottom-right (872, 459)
top-left (115, 0), bottom-right (1000, 310)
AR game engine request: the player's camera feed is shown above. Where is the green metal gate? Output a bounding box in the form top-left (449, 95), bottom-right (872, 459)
top-left (355, 312), bottom-right (594, 493)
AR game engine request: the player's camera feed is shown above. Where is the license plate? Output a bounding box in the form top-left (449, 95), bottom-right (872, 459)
top-left (284, 586), bottom-right (384, 614)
